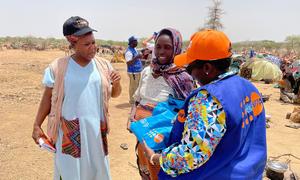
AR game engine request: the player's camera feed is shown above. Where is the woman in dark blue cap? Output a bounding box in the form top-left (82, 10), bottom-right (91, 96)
top-left (32, 16), bottom-right (121, 180)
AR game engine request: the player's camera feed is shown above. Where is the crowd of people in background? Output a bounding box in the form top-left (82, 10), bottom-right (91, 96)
top-left (235, 47), bottom-right (300, 105)
top-left (240, 48), bottom-right (299, 64)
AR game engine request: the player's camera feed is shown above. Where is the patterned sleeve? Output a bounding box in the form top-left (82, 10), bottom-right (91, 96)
top-left (42, 67), bottom-right (55, 88)
top-left (159, 90), bottom-right (227, 177)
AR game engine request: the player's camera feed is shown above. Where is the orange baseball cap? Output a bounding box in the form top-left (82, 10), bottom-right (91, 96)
top-left (174, 29), bottom-right (232, 67)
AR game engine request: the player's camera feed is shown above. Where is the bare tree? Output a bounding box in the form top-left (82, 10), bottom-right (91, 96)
top-left (204, 0), bottom-right (225, 30)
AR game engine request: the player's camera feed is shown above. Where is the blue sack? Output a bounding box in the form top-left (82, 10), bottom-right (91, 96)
top-left (130, 96), bottom-right (184, 151)
top-left (152, 95), bottom-right (184, 115)
top-left (142, 127), bottom-right (173, 151)
top-left (130, 110), bottom-right (174, 142)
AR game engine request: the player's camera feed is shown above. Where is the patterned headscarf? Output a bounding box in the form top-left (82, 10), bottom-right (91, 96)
top-left (151, 28), bottom-right (193, 100)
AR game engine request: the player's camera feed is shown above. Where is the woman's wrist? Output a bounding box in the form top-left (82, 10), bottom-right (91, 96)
top-left (112, 80), bottom-right (121, 87)
top-left (128, 116), bottom-right (135, 122)
top-left (33, 122), bottom-right (42, 128)
top-left (150, 153), bottom-right (161, 165)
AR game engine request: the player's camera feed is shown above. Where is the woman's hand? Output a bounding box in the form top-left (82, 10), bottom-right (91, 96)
top-left (110, 71), bottom-right (121, 85)
top-left (142, 140), bottom-right (155, 159)
top-left (142, 141), bottom-right (161, 165)
top-left (32, 125), bottom-right (46, 144)
top-left (127, 103), bottom-right (138, 132)
top-left (126, 116), bottom-right (136, 132)
top-left (126, 119), bottom-right (132, 132)
top-left (110, 70), bottom-right (122, 98)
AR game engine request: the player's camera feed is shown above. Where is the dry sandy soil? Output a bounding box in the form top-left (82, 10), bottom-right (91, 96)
top-left (0, 50), bottom-right (299, 179)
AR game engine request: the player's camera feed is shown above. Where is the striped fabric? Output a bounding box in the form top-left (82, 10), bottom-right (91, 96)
top-left (134, 104), bottom-right (155, 179)
top-left (61, 118), bottom-right (81, 158)
top-left (134, 104), bottom-right (155, 120)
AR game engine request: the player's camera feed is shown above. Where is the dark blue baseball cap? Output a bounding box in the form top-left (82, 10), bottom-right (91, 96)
top-left (63, 16), bottom-right (97, 36)
top-left (128, 36), bottom-right (138, 45)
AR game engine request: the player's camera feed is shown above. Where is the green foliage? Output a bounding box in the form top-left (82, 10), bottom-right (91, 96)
top-left (285, 35), bottom-right (300, 43)
top-left (0, 35), bottom-right (299, 56)
top-left (96, 39), bottom-right (127, 47)
top-left (0, 36), bottom-right (128, 50)
top-left (285, 35), bottom-right (300, 50)
top-left (233, 40), bottom-right (282, 51)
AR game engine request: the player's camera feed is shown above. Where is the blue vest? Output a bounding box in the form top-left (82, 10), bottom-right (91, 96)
top-left (158, 75), bottom-right (267, 180)
top-left (126, 47), bottom-right (143, 73)
top-left (249, 49), bottom-right (256, 58)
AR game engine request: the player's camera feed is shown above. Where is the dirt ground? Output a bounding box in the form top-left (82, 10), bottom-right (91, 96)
top-left (0, 50), bottom-right (299, 179)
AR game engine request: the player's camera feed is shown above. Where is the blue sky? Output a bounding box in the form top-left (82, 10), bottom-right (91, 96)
top-left (1, 0), bottom-right (299, 42)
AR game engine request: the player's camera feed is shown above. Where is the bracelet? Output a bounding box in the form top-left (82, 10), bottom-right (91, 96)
top-left (150, 153), bottom-right (156, 165)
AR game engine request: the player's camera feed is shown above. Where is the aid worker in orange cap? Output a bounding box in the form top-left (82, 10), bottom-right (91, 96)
top-left (142, 29), bottom-right (267, 179)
